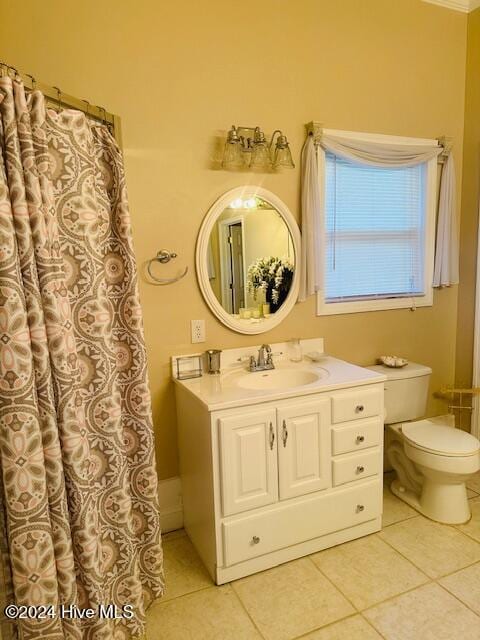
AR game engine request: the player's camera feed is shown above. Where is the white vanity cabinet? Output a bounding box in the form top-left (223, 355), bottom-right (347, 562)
top-left (175, 370), bottom-right (384, 584)
top-left (219, 408), bottom-right (278, 516)
top-left (277, 399), bottom-right (331, 500)
top-left (219, 399), bottom-right (331, 517)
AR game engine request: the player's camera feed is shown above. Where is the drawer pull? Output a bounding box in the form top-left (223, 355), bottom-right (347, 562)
top-left (282, 420), bottom-right (288, 447)
top-left (356, 504), bottom-right (365, 512)
top-left (269, 423), bottom-right (275, 450)
top-left (356, 465), bottom-right (365, 474)
top-left (355, 404), bottom-right (365, 413)
top-left (356, 435), bottom-right (365, 443)
top-left (251, 535), bottom-right (260, 545)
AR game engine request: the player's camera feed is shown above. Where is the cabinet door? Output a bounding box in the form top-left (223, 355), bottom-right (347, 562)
top-left (277, 398), bottom-right (331, 500)
top-left (218, 409), bottom-right (278, 516)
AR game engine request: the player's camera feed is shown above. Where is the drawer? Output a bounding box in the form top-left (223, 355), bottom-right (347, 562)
top-left (332, 419), bottom-right (382, 455)
top-left (222, 479), bottom-right (381, 566)
top-left (331, 387), bottom-right (383, 424)
top-left (332, 449), bottom-right (381, 487)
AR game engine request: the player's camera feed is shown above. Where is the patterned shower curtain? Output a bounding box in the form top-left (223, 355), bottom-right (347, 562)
top-left (0, 77), bottom-right (163, 640)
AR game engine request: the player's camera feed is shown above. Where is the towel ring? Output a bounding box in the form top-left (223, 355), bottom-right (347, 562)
top-left (147, 249), bottom-right (188, 285)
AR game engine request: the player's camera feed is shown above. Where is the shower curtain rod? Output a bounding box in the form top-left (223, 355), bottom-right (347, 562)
top-left (0, 62), bottom-right (122, 145)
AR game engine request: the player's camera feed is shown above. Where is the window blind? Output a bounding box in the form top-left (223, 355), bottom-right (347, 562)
top-left (325, 152), bottom-right (427, 302)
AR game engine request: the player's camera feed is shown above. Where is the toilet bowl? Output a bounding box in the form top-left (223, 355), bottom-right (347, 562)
top-left (367, 362), bottom-right (480, 525)
top-left (388, 418), bottom-right (480, 524)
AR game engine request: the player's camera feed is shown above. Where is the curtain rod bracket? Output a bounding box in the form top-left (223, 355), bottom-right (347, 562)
top-left (438, 135), bottom-right (453, 160)
top-left (305, 121), bottom-right (323, 143)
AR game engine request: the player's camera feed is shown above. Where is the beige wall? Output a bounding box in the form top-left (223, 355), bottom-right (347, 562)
top-left (0, 0), bottom-right (467, 479)
top-left (456, 8), bottom-right (480, 408)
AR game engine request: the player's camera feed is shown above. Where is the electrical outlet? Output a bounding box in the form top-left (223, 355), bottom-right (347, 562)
top-left (191, 319), bottom-right (206, 344)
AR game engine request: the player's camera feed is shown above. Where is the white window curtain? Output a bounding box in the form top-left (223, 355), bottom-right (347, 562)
top-left (299, 135), bottom-right (323, 301)
top-left (299, 131), bottom-right (459, 302)
top-left (433, 153), bottom-right (459, 287)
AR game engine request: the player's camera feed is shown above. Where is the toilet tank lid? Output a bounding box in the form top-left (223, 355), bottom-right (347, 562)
top-left (366, 362), bottom-right (432, 381)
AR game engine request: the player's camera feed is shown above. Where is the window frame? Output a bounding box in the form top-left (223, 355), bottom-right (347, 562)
top-left (316, 129), bottom-right (438, 316)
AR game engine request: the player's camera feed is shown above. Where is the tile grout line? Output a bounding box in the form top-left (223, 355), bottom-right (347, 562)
top-left (373, 518), bottom-right (480, 581)
top-left (290, 612), bottom-right (360, 640)
top-left (359, 612), bottom-right (388, 640)
top-left (452, 526), bottom-right (480, 545)
top-left (151, 584), bottom-right (215, 607)
top-left (306, 555), bottom-right (360, 613)
top-left (373, 525), bottom-right (434, 577)
top-left (358, 574), bottom-right (480, 624)
top-left (360, 580), bottom-right (435, 616)
top-left (433, 580), bottom-right (480, 620)
top-left (229, 582), bottom-right (269, 640)
top-left (437, 557), bottom-right (480, 579)
top-left (311, 536), bottom-right (480, 622)
top-left (381, 514), bottom-right (417, 528)
top-left (307, 532), bottom-right (445, 615)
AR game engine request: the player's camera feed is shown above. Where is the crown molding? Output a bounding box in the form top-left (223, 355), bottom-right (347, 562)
top-left (422, 0), bottom-right (480, 12)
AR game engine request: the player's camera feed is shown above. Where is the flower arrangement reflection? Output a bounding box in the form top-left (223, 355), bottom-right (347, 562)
top-left (247, 256), bottom-right (294, 312)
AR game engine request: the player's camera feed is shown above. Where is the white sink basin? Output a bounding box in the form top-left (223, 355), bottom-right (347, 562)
top-left (235, 366), bottom-right (328, 391)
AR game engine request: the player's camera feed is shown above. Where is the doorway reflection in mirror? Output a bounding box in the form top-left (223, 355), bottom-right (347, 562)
top-left (207, 196), bottom-right (295, 321)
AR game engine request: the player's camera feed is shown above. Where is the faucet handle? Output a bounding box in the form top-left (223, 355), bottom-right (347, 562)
top-left (249, 355), bottom-right (256, 371)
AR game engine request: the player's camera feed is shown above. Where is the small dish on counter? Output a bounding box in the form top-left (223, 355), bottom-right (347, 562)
top-left (379, 355), bottom-right (408, 368)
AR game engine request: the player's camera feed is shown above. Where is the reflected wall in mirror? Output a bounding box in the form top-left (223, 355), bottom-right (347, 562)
top-left (208, 197), bottom-right (294, 314)
top-left (197, 187), bottom-right (301, 334)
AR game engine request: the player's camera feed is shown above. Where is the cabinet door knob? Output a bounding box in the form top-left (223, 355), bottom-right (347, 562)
top-left (355, 404), bottom-right (365, 413)
top-left (269, 423), bottom-right (275, 450)
top-left (356, 465), bottom-right (365, 474)
top-left (356, 435), bottom-right (365, 443)
top-left (251, 535), bottom-right (260, 545)
top-left (356, 504), bottom-right (365, 512)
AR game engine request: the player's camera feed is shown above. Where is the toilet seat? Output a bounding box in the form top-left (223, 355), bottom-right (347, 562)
top-left (402, 419), bottom-right (480, 457)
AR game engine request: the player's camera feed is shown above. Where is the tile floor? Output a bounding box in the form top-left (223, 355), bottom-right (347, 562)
top-left (147, 472), bottom-right (480, 639)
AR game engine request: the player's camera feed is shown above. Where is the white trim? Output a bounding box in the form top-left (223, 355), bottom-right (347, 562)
top-left (423, 0), bottom-right (469, 12)
top-left (196, 186), bottom-right (301, 335)
top-left (422, 0), bottom-right (480, 12)
top-left (218, 215), bottom-right (246, 313)
top-left (158, 476), bottom-right (183, 533)
top-left (472, 203), bottom-right (480, 439)
top-left (316, 131), bottom-right (437, 316)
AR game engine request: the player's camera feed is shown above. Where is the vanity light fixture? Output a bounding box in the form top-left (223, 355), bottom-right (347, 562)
top-left (229, 197), bottom-right (258, 209)
top-left (222, 125), bottom-right (295, 171)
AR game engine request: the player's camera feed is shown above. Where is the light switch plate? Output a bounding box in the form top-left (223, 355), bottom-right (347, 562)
top-left (191, 319), bottom-right (206, 343)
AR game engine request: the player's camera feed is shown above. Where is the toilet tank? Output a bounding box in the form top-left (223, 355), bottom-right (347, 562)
top-left (366, 362), bottom-right (432, 424)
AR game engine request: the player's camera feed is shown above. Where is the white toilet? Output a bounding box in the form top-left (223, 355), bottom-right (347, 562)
top-left (368, 362), bottom-right (480, 524)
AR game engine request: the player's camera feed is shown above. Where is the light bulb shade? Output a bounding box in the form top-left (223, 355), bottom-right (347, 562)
top-left (250, 142), bottom-right (271, 169)
top-left (222, 140), bottom-right (244, 169)
top-left (273, 143), bottom-right (295, 169)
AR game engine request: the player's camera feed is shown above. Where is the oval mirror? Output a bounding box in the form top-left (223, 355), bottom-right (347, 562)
top-left (196, 187), bottom-right (300, 334)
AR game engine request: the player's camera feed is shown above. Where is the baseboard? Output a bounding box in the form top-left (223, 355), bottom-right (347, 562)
top-left (158, 476), bottom-right (183, 533)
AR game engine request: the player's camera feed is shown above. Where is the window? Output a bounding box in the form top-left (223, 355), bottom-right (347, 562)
top-left (317, 131), bottom-right (437, 315)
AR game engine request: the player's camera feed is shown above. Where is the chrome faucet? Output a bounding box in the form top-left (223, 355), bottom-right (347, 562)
top-left (249, 344), bottom-right (274, 372)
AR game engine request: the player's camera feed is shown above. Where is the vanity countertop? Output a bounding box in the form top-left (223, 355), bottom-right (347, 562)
top-left (173, 354), bottom-right (386, 412)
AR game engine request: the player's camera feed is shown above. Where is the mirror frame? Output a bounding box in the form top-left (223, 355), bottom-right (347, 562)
top-left (196, 186), bottom-right (301, 335)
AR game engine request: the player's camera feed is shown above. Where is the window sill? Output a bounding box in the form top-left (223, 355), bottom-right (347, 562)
top-left (316, 290), bottom-right (433, 316)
